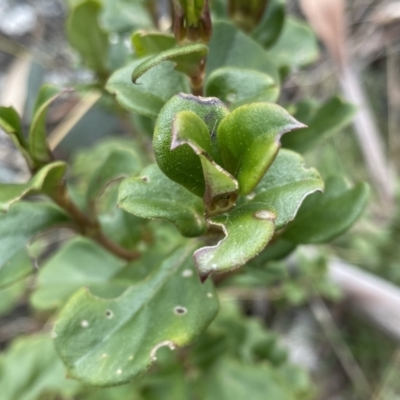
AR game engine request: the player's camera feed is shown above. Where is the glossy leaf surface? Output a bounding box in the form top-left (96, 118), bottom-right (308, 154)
top-left (206, 21), bottom-right (279, 84)
top-left (67, 0), bottom-right (109, 73)
top-left (217, 103), bottom-right (305, 195)
top-left (31, 237), bottom-right (126, 310)
top-left (54, 243), bottom-right (219, 386)
top-left (0, 162), bottom-right (66, 212)
top-left (132, 44), bottom-right (208, 83)
top-left (206, 67), bottom-right (278, 108)
top-left (106, 60), bottom-right (189, 118)
top-left (195, 203), bottom-right (275, 281)
top-left (171, 111), bottom-right (238, 216)
top-left (118, 164), bottom-right (206, 237)
top-left (252, 149), bottom-right (323, 228)
top-left (154, 93), bottom-right (228, 196)
top-left (282, 96), bottom-right (357, 153)
top-left (284, 176), bottom-right (370, 243)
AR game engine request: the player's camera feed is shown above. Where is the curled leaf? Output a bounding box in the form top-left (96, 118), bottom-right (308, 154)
top-left (217, 103), bottom-right (305, 195)
top-left (171, 111), bottom-right (238, 216)
top-left (154, 93), bottom-right (229, 197)
top-left (195, 203), bottom-right (276, 281)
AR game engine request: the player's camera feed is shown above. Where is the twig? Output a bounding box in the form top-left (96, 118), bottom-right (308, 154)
top-left (51, 184), bottom-right (140, 262)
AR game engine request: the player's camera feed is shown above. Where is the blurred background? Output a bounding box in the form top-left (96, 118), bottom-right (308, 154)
top-left (0, 0), bottom-right (400, 399)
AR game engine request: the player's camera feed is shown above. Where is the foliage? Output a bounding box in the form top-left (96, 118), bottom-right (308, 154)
top-left (0, 0), bottom-right (369, 398)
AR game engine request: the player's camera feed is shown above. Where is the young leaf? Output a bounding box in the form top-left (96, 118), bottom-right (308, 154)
top-left (171, 111), bottom-right (238, 216)
top-left (206, 21), bottom-right (279, 85)
top-left (131, 44), bottom-right (208, 83)
top-left (217, 103), bottom-right (305, 195)
top-left (31, 237), bottom-right (126, 311)
top-left (153, 93), bottom-right (229, 197)
top-left (0, 161), bottom-right (66, 212)
top-left (0, 335), bottom-right (82, 400)
top-left (29, 85), bottom-right (66, 165)
top-left (0, 106), bottom-right (31, 164)
top-left (53, 243), bottom-right (219, 386)
top-left (252, 0), bottom-right (286, 48)
top-left (266, 17), bottom-right (319, 69)
top-left (195, 203), bottom-right (276, 281)
top-left (282, 96), bottom-right (357, 153)
top-left (67, 0), bottom-right (109, 74)
top-left (0, 202), bottom-right (69, 270)
top-left (284, 176), bottom-right (370, 243)
top-left (205, 67), bottom-right (278, 108)
top-left (106, 60), bottom-right (190, 118)
top-left (132, 31), bottom-right (177, 57)
top-left (86, 148), bottom-right (143, 206)
top-left (118, 164), bottom-right (207, 237)
top-left (252, 149), bottom-right (323, 228)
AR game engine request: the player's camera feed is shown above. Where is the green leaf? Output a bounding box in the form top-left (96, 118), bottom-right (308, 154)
top-left (0, 107), bottom-right (31, 165)
top-left (0, 249), bottom-right (32, 288)
top-left (131, 44), bottom-right (208, 83)
top-left (86, 148), bottom-right (144, 205)
top-left (195, 203), bottom-right (275, 281)
top-left (67, 0), bottom-right (109, 74)
top-left (101, 0), bottom-right (152, 33)
top-left (217, 103), bottom-right (305, 195)
top-left (106, 59), bottom-right (190, 118)
top-left (252, 0), bottom-right (286, 48)
top-left (0, 202), bottom-right (69, 269)
top-left (266, 17), bottom-right (319, 69)
top-left (206, 21), bottom-right (280, 85)
top-left (252, 149), bottom-right (323, 228)
top-left (54, 243), bottom-right (219, 386)
top-left (0, 161), bottom-right (66, 212)
top-left (0, 279), bottom-right (26, 316)
top-left (284, 176), bottom-right (370, 243)
top-left (171, 111), bottom-right (238, 216)
top-left (153, 93), bottom-right (228, 197)
top-left (205, 67), bottom-right (278, 108)
top-left (30, 237), bottom-right (126, 311)
top-left (0, 335), bottom-right (82, 400)
top-left (204, 358), bottom-right (297, 400)
top-left (132, 31), bottom-right (177, 57)
top-left (282, 96), bottom-right (357, 153)
top-left (28, 84), bottom-right (65, 165)
top-left (118, 164), bottom-right (207, 237)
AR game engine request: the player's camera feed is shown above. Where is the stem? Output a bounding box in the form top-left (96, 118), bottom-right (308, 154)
top-left (190, 57), bottom-right (206, 96)
top-left (51, 185), bottom-right (140, 262)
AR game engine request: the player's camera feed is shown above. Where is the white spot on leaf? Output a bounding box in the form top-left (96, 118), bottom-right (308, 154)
top-left (207, 292), bottom-right (213, 298)
top-left (150, 341), bottom-right (176, 361)
top-left (128, 355), bottom-right (134, 361)
top-left (51, 331), bottom-right (57, 339)
top-left (255, 210), bottom-right (275, 220)
top-left (101, 353), bottom-right (108, 359)
top-left (81, 320), bottom-right (89, 328)
top-left (182, 269), bottom-right (193, 277)
top-left (116, 369), bottom-right (122, 375)
top-left (105, 310), bottom-right (113, 319)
